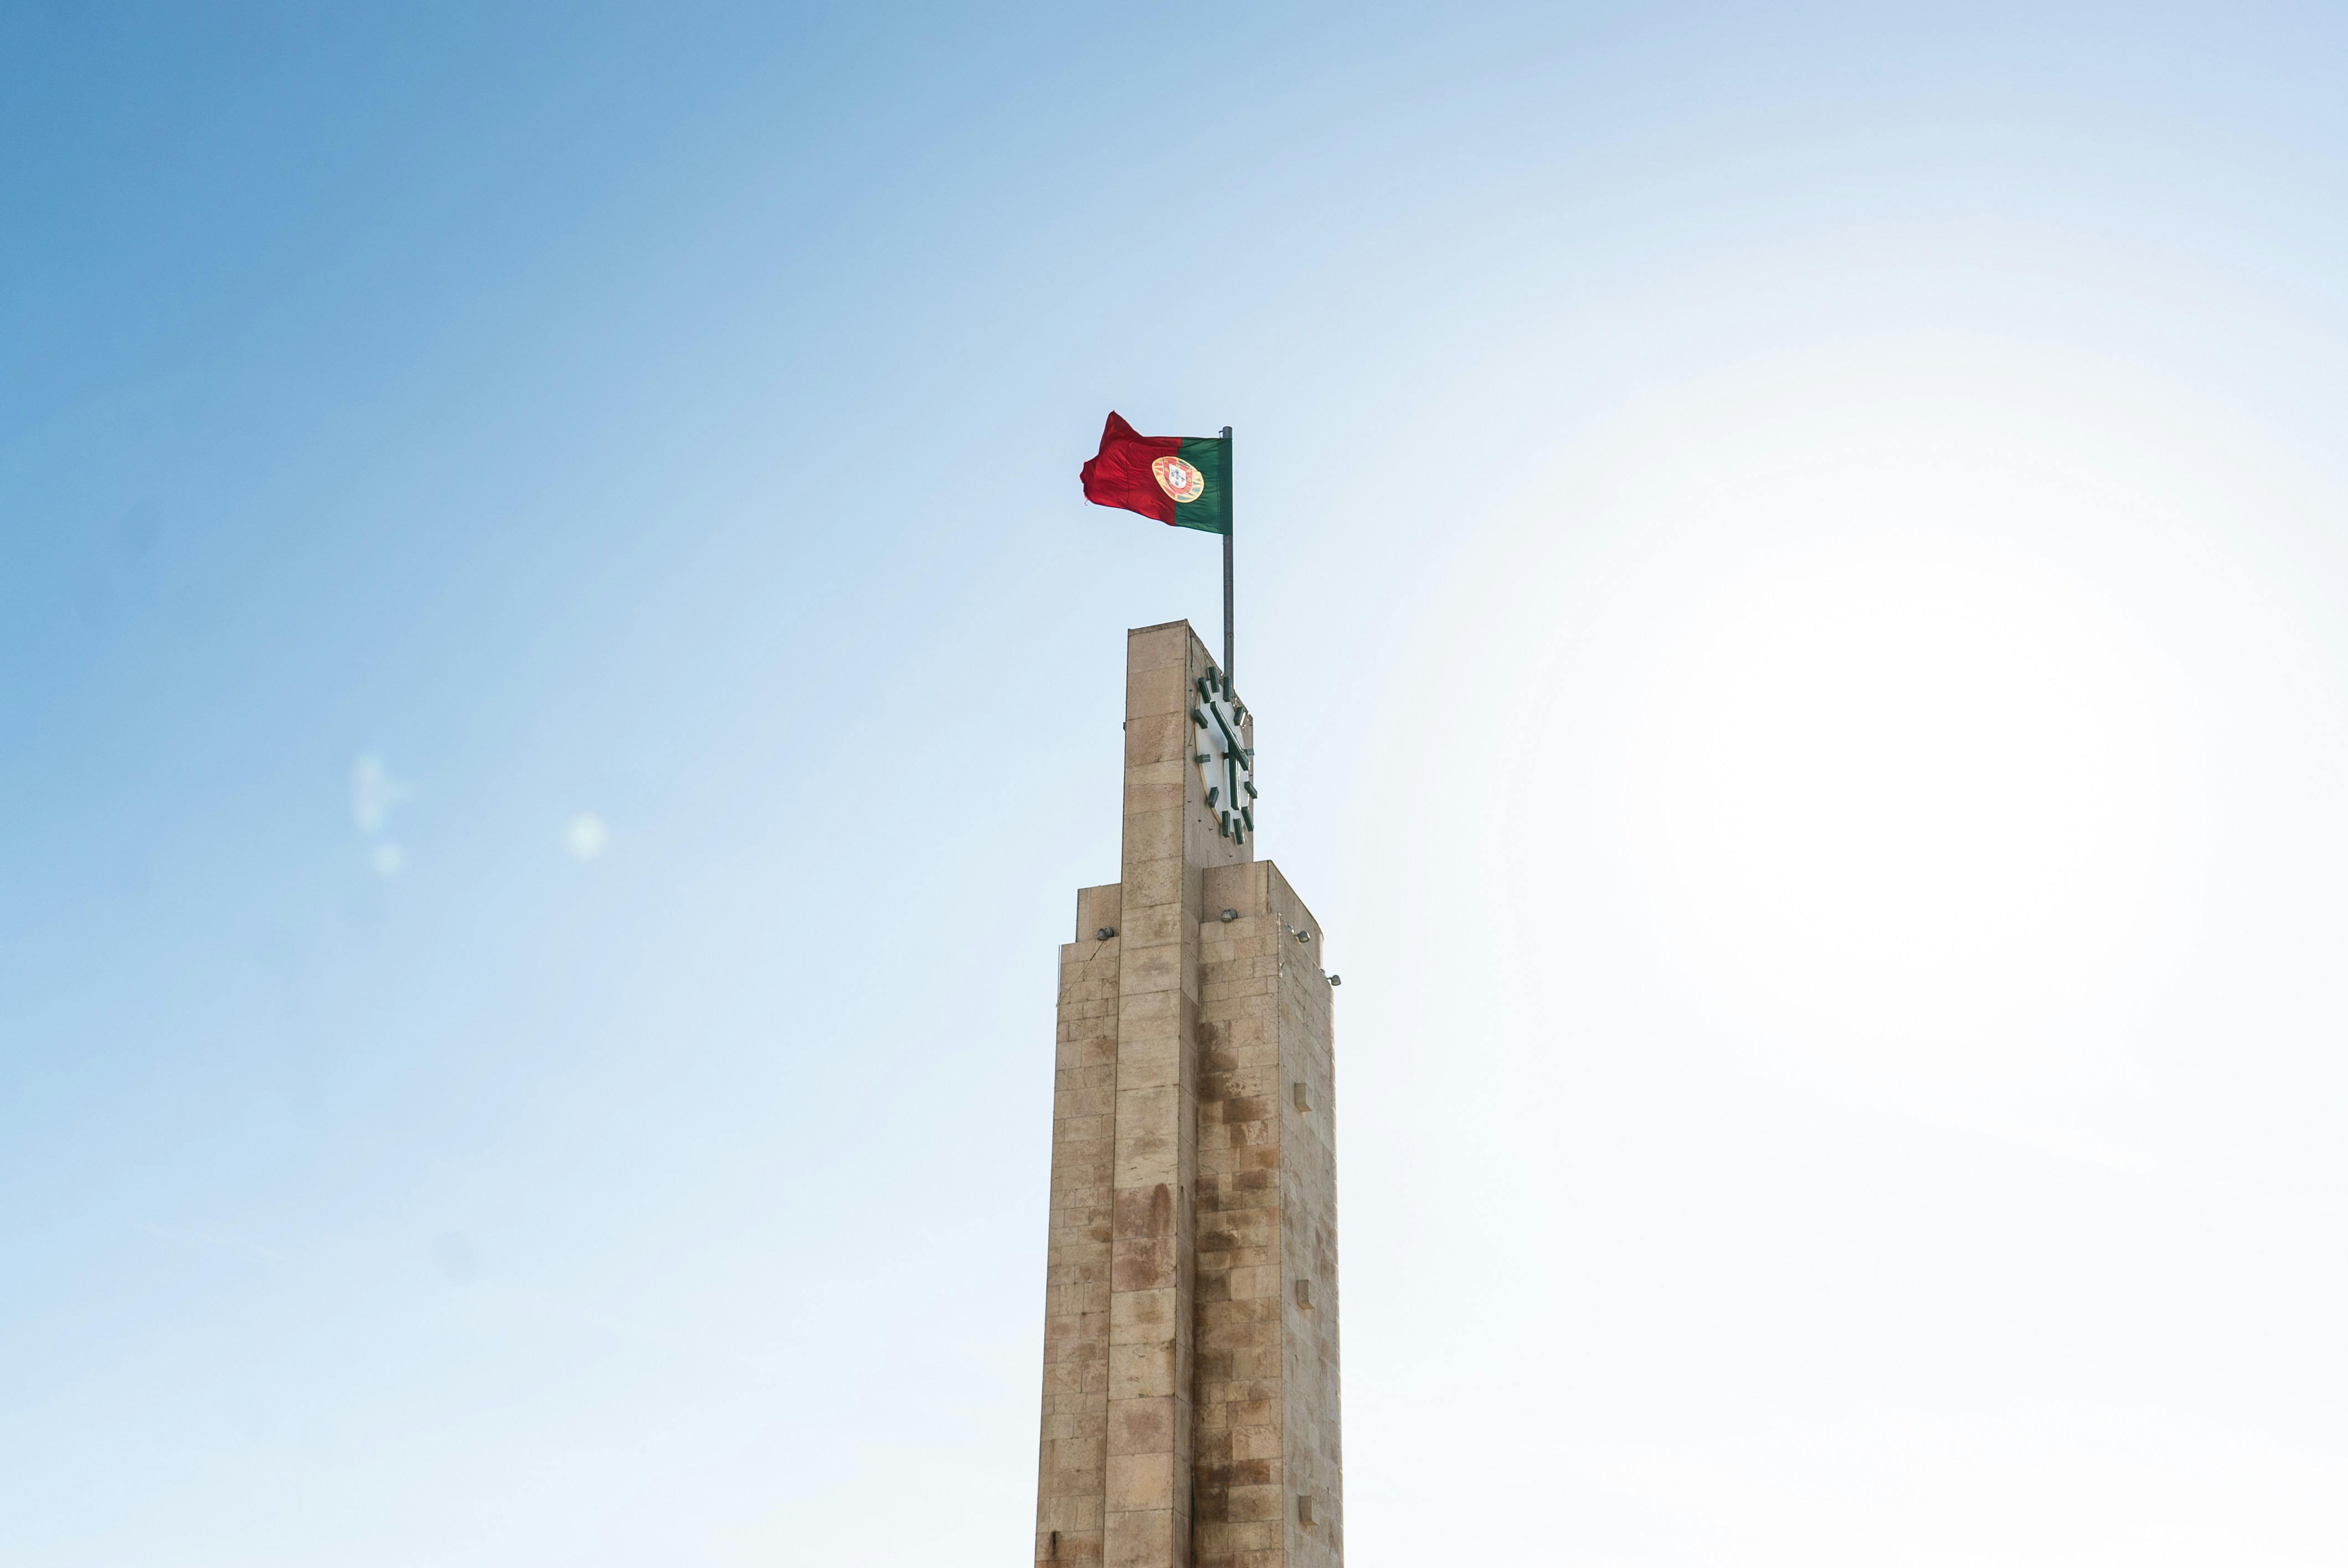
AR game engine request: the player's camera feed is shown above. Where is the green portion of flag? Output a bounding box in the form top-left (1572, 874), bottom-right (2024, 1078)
top-left (1166, 435), bottom-right (1230, 535)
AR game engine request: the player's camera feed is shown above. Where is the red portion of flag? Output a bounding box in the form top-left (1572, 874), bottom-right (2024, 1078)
top-left (1080, 411), bottom-right (1183, 524)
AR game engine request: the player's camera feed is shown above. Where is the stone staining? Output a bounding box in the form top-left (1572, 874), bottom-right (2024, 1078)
top-left (1035, 621), bottom-right (1343, 1568)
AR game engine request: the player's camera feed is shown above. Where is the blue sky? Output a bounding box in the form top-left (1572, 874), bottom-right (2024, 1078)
top-left (7, 4), bottom-right (2348, 1562)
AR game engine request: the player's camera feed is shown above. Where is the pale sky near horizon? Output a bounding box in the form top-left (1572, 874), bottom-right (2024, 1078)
top-left (7, 4), bottom-right (2348, 1564)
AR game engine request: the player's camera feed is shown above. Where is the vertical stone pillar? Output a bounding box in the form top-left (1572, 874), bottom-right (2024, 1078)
top-left (1034, 883), bottom-right (1125, 1564)
top-left (1105, 622), bottom-right (1229, 1568)
top-left (1271, 870), bottom-right (1343, 1568)
top-left (1193, 863), bottom-right (1342, 1568)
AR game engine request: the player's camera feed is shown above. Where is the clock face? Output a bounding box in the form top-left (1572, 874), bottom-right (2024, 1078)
top-left (1190, 666), bottom-right (1256, 844)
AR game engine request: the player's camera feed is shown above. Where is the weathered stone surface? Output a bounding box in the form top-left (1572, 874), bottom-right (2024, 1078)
top-left (1034, 623), bottom-right (1340, 1567)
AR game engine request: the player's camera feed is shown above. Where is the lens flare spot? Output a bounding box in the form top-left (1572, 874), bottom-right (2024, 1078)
top-left (567, 812), bottom-right (609, 862)
top-left (351, 753), bottom-right (412, 833)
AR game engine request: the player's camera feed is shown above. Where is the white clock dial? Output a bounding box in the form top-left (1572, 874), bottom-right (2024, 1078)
top-left (1190, 666), bottom-right (1257, 844)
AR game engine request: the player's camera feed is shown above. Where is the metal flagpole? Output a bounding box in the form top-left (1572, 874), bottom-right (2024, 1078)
top-left (1221, 425), bottom-right (1234, 682)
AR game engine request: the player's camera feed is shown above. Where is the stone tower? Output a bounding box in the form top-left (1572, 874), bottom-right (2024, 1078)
top-left (1033, 621), bottom-right (1343, 1568)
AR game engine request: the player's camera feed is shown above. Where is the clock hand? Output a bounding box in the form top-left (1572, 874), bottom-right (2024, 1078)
top-left (1211, 705), bottom-right (1246, 760)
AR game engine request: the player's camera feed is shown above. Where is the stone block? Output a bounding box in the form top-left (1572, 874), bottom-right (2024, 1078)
top-left (1125, 661), bottom-right (1188, 719)
top-left (1106, 1339), bottom-right (1177, 1401)
top-left (1075, 883), bottom-right (1124, 941)
top-left (1225, 1483), bottom-right (1283, 1523)
top-left (1128, 950), bottom-right (1192, 1005)
top-left (1119, 902), bottom-right (1188, 947)
top-left (1124, 620), bottom-right (1192, 672)
top-left (1108, 1282), bottom-right (1177, 1337)
top-left (1106, 1396), bottom-right (1175, 1456)
top-left (1125, 711), bottom-right (1186, 767)
top-left (1123, 854), bottom-right (1183, 909)
top-left (1111, 1183), bottom-right (1176, 1239)
top-left (1103, 1507), bottom-right (1177, 1568)
top-left (1116, 987), bottom-right (1185, 1036)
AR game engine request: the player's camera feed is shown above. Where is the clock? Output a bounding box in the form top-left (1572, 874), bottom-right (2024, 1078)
top-left (1190, 666), bottom-right (1257, 843)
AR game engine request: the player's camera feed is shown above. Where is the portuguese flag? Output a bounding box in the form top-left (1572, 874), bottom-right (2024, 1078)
top-left (1079, 412), bottom-right (1230, 535)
